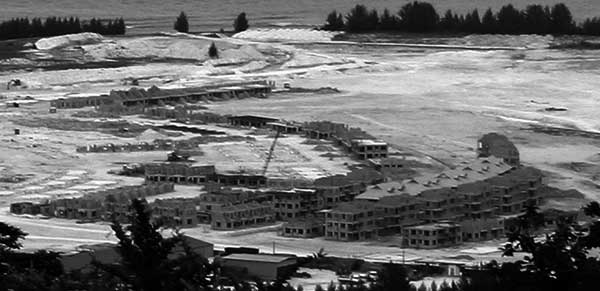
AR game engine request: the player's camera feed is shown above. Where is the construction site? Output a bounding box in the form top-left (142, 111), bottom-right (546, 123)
top-left (0, 31), bottom-right (598, 279)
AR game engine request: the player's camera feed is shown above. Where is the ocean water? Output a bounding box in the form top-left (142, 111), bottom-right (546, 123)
top-left (2, 0), bottom-right (598, 34)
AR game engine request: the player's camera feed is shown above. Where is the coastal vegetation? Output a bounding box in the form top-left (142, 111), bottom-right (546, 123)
top-left (323, 1), bottom-right (600, 36)
top-left (0, 17), bottom-right (125, 40)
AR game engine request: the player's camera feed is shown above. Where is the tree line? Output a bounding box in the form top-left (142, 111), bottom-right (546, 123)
top-left (323, 1), bottom-right (600, 36)
top-left (0, 17), bottom-right (126, 40)
top-left (2, 199), bottom-right (600, 291)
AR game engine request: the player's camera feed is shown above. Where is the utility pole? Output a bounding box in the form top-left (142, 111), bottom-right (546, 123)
top-left (272, 241), bottom-right (276, 254)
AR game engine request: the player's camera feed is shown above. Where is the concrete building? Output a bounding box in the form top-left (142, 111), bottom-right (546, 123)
top-left (10, 202), bottom-right (40, 215)
top-left (151, 198), bottom-right (199, 228)
top-left (303, 121), bottom-right (389, 160)
top-left (211, 202), bottom-right (274, 230)
top-left (486, 166), bottom-right (543, 214)
top-left (349, 139), bottom-right (388, 160)
top-left (271, 188), bottom-right (322, 220)
top-left (281, 216), bottom-right (324, 238)
top-left (77, 141), bottom-right (173, 153)
top-left (197, 186), bottom-right (272, 223)
top-left (10, 183), bottom-right (175, 223)
top-left (477, 133), bottom-right (520, 166)
top-left (50, 95), bottom-right (110, 109)
top-left (303, 121), bottom-right (347, 140)
top-left (268, 121), bottom-right (303, 134)
top-left (52, 81), bottom-right (272, 109)
top-left (52, 198), bottom-right (103, 220)
top-left (418, 189), bottom-right (467, 223)
top-left (356, 157), bottom-right (513, 201)
top-left (368, 157), bottom-right (408, 171)
top-left (376, 194), bottom-right (422, 235)
top-left (145, 163), bottom-right (216, 184)
top-left (227, 115), bottom-right (279, 128)
top-left (220, 253), bottom-right (297, 281)
top-left (460, 217), bottom-right (505, 242)
top-left (146, 163), bottom-right (269, 188)
top-left (214, 173), bottom-right (268, 188)
top-left (404, 222), bottom-right (462, 249)
top-left (324, 201), bottom-right (383, 241)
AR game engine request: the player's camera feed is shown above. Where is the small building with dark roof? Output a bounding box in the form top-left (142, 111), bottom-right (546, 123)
top-left (220, 253), bottom-right (297, 281)
top-left (60, 236), bottom-right (213, 273)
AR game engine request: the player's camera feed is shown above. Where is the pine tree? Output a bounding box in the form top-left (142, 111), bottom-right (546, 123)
top-left (323, 10), bottom-right (345, 31)
top-left (379, 8), bottom-right (399, 31)
top-left (174, 11), bottom-right (189, 33)
top-left (550, 3), bottom-right (575, 34)
top-left (208, 42), bottom-right (218, 58)
top-left (397, 1), bottom-right (440, 32)
top-left (481, 8), bottom-right (497, 33)
top-left (234, 12), bottom-right (249, 32)
top-left (496, 4), bottom-right (524, 34)
top-left (95, 199), bottom-right (212, 291)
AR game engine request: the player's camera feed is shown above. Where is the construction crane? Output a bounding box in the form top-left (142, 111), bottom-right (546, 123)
top-left (262, 129), bottom-right (281, 176)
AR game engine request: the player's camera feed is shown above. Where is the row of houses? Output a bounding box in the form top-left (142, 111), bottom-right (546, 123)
top-left (50, 81), bottom-right (274, 109)
top-left (76, 140), bottom-right (175, 153)
top-left (197, 168), bottom-right (383, 230)
top-left (10, 183), bottom-right (175, 223)
top-left (318, 165), bottom-right (544, 247)
top-left (224, 117), bottom-right (390, 161)
top-left (144, 163), bottom-right (268, 188)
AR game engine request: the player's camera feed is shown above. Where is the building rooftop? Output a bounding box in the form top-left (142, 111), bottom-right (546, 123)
top-left (356, 156), bottom-right (512, 201)
top-left (227, 115), bottom-right (279, 122)
top-left (223, 253), bottom-right (296, 263)
top-left (352, 139), bottom-right (387, 146)
top-left (406, 222), bottom-right (459, 231)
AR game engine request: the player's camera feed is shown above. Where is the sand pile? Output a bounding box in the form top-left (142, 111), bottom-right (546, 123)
top-left (233, 28), bottom-right (341, 42)
top-left (219, 45), bottom-right (266, 61)
top-left (82, 36), bottom-right (267, 62)
top-left (35, 32), bottom-right (104, 50)
top-left (135, 129), bottom-right (169, 141)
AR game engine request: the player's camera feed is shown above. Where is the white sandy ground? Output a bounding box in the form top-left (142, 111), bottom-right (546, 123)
top-left (233, 29), bottom-right (342, 42)
top-left (0, 34), bottom-right (599, 260)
